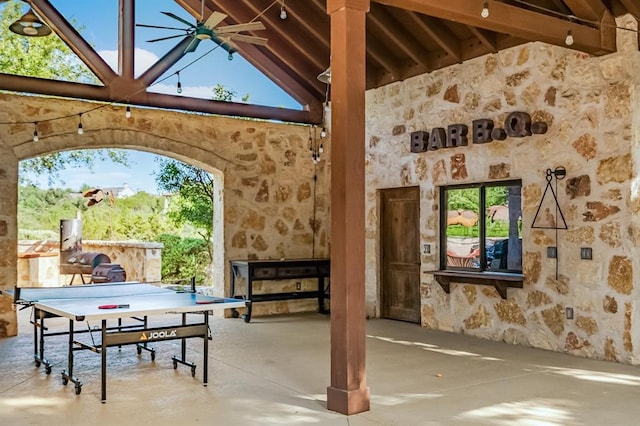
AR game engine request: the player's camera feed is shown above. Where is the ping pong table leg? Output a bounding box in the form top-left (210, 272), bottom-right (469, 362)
top-left (203, 311), bottom-right (208, 386)
top-left (61, 319), bottom-right (82, 396)
top-left (101, 319), bottom-right (107, 403)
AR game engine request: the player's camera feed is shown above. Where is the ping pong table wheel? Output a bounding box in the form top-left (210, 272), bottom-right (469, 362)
top-left (191, 366), bottom-right (196, 377)
top-left (136, 346), bottom-right (142, 355)
top-left (45, 365), bottom-right (52, 375)
top-left (242, 313), bottom-right (250, 323)
top-left (173, 360), bottom-right (178, 369)
top-left (151, 351), bottom-right (156, 361)
top-left (231, 309), bottom-right (240, 318)
top-left (75, 384), bottom-right (82, 395)
top-left (62, 376), bottom-right (69, 386)
top-left (34, 360), bottom-right (41, 367)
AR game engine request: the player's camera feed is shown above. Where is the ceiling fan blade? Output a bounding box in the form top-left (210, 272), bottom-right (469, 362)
top-left (215, 21), bottom-right (265, 34)
top-left (136, 23), bottom-right (188, 31)
top-left (161, 11), bottom-right (196, 28)
top-left (227, 34), bottom-right (268, 46)
top-left (146, 34), bottom-right (187, 43)
top-left (184, 37), bottom-right (201, 53)
top-left (204, 11), bottom-right (227, 29)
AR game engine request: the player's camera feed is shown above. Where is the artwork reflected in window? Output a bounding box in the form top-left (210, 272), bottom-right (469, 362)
top-left (441, 181), bottom-right (522, 273)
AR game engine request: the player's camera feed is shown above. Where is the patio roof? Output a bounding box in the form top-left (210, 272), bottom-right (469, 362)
top-left (0, 0), bottom-right (637, 124)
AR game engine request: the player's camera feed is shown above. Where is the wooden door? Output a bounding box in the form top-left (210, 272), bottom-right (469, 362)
top-left (381, 186), bottom-right (421, 323)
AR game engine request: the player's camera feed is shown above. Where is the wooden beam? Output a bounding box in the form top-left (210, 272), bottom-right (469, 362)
top-left (373, 0), bottom-right (617, 55)
top-left (326, 0), bottom-right (370, 416)
top-left (416, 15), bottom-right (461, 62)
top-left (618, 0), bottom-right (640, 20)
top-left (563, 0), bottom-right (607, 22)
top-left (468, 26), bottom-right (498, 53)
top-left (178, 0), bottom-right (325, 111)
top-left (30, 0), bottom-right (119, 84)
top-left (118, 0), bottom-right (135, 80)
top-left (368, 3), bottom-right (430, 67)
top-left (0, 73), bottom-right (314, 124)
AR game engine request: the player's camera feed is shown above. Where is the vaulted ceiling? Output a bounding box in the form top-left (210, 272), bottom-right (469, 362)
top-left (1, 0), bottom-right (638, 125)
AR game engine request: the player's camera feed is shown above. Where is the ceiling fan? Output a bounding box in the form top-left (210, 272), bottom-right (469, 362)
top-left (137, 7), bottom-right (267, 60)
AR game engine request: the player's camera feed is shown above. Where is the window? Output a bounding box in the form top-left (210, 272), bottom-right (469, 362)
top-left (440, 180), bottom-right (522, 274)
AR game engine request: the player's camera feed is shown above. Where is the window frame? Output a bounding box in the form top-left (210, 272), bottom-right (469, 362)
top-left (439, 179), bottom-right (523, 274)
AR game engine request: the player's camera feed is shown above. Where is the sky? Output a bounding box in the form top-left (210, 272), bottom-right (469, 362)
top-left (21, 0), bottom-right (299, 194)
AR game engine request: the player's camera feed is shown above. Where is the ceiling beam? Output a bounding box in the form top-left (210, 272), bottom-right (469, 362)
top-left (176, 0), bottom-right (324, 113)
top-left (417, 15), bottom-right (461, 62)
top-left (368, 4), bottom-right (430, 67)
top-left (0, 73), bottom-right (314, 123)
top-left (373, 0), bottom-right (616, 55)
top-left (467, 26), bottom-right (498, 53)
top-left (118, 0), bottom-right (135, 80)
top-left (30, 0), bottom-right (119, 84)
top-left (618, 0), bottom-right (640, 20)
top-left (137, 37), bottom-right (194, 87)
top-left (562, 0), bottom-right (607, 22)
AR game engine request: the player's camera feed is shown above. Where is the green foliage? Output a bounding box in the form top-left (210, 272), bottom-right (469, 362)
top-left (212, 83), bottom-right (249, 103)
top-left (18, 185), bottom-right (170, 241)
top-left (157, 233), bottom-right (209, 283)
top-left (154, 158), bottom-right (213, 260)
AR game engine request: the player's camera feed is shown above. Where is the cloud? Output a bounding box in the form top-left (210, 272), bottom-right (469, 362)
top-left (98, 48), bottom-right (160, 77)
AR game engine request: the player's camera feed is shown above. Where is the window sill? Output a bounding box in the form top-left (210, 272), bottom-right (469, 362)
top-left (430, 270), bottom-right (523, 299)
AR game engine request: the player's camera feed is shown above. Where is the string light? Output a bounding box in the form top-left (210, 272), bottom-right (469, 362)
top-left (33, 122), bottom-right (38, 142)
top-left (176, 71), bottom-right (182, 94)
top-left (565, 29), bottom-right (574, 45)
top-left (320, 127), bottom-right (327, 138)
top-left (481, 2), bottom-right (489, 18)
top-left (280, 1), bottom-right (287, 20)
top-left (77, 113), bottom-right (83, 135)
top-left (125, 105), bottom-right (131, 118)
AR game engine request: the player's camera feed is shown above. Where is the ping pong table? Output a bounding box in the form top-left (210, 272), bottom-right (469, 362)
top-left (2, 282), bottom-right (246, 402)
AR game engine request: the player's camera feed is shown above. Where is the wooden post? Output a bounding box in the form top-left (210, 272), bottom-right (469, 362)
top-left (326, 0), bottom-right (370, 415)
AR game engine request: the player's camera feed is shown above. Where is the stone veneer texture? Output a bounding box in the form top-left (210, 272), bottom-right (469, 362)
top-left (364, 33), bottom-right (640, 364)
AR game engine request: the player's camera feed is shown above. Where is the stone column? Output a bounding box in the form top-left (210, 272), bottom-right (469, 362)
top-left (0, 150), bottom-right (19, 337)
top-left (326, 0), bottom-right (370, 415)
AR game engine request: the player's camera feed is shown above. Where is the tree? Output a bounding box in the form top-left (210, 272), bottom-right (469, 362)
top-left (154, 159), bottom-right (214, 259)
top-left (0, 1), bottom-right (129, 183)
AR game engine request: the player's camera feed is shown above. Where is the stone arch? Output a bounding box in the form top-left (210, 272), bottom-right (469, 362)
top-left (1, 93), bottom-right (331, 314)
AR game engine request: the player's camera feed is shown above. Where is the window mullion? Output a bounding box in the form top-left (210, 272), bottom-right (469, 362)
top-left (479, 186), bottom-right (487, 271)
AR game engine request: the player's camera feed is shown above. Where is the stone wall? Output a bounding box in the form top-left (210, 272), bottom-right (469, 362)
top-left (0, 95), bottom-right (330, 335)
top-left (365, 24), bottom-right (640, 363)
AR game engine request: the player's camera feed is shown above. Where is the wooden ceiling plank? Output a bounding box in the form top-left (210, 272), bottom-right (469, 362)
top-left (373, 0), bottom-right (616, 55)
top-left (618, 0), bottom-right (640, 19)
top-left (419, 15), bottom-right (462, 61)
top-left (240, 2), bottom-right (327, 70)
top-left (366, 36), bottom-right (404, 80)
top-left (368, 3), bottom-right (431, 66)
top-left (562, 0), bottom-right (607, 22)
top-left (468, 26), bottom-right (498, 53)
top-left (278, 0), bottom-right (331, 50)
top-left (30, 0), bottom-right (119, 84)
top-left (209, 1), bottom-right (327, 101)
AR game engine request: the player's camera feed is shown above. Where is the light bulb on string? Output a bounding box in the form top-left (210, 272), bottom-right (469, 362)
top-left (565, 29), bottom-right (574, 45)
top-left (33, 123), bottom-right (39, 142)
top-left (77, 113), bottom-right (84, 135)
top-left (481, 2), bottom-right (489, 18)
top-left (176, 72), bottom-right (182, 94)
top-left (125, 105), bottom-right (131, 118)
top-left (280, 1), bottom-right (287, 19)
top-left (319, 143), bottom-right (324, 154)
top-left (320, 127), bottom-right (327, 138)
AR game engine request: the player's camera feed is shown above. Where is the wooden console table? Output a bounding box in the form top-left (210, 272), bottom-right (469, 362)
top-left (229, 258), bottom-right (330, 323)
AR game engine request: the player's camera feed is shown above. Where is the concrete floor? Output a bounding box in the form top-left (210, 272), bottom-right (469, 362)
top-left (2, 309), bottom-right (640, 425)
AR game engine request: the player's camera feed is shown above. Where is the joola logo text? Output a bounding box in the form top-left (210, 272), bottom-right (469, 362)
top-left (140, 329), bottom-right (177, 340)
